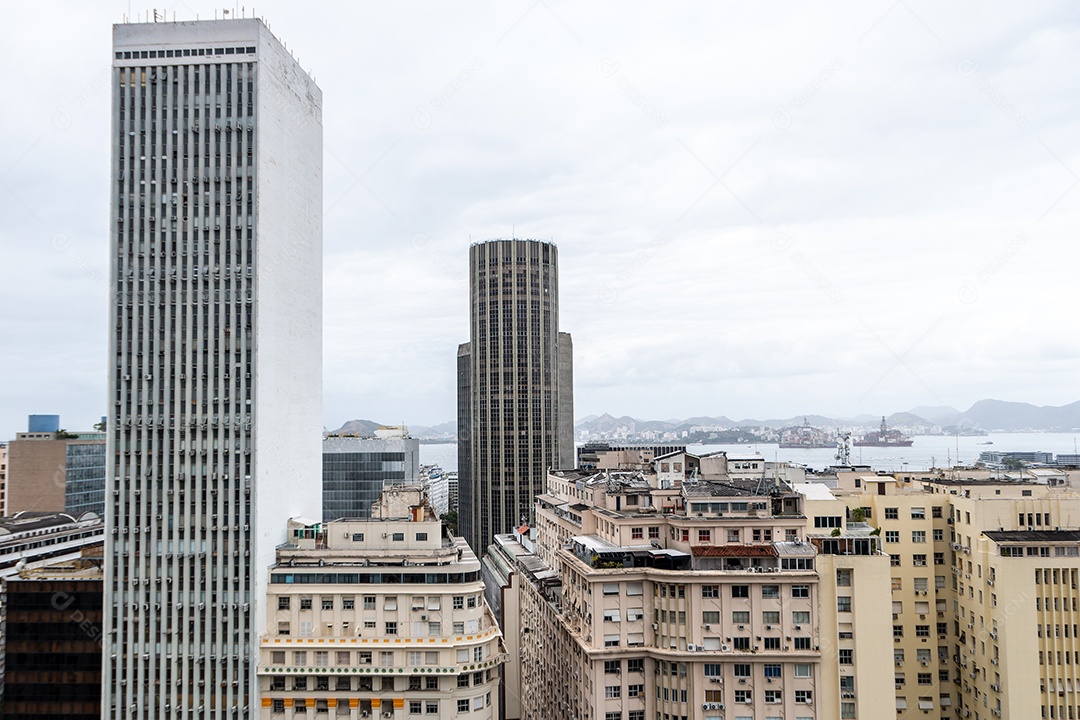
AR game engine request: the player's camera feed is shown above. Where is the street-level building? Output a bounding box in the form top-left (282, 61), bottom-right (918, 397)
top-left (258, 487), bottom-right (505, 719)
top-left (800, 471), bottom-right (1080, 720)
top-left (510, 459), bottom-right (894, 720)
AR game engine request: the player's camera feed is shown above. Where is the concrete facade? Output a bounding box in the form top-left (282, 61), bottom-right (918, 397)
top-left (106, 18), bottom-right (322, 718)
top-left (457, 239), bottom-right (574, 558)
top-left (6, 431), bottom-right (104, 516)
top-left (257, 487), bottom-right (505, 719)
top-left (508, 459), bottom-right (895, 720)
top-left (800, 471), bottom-right (1080, 720)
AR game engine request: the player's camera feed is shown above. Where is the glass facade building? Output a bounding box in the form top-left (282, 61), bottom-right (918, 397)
top-left (66, 442), bottom-right (106, 517)
top-left (322, 437), bottom-right (420, 521)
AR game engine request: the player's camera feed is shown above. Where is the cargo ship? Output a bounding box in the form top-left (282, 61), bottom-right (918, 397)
top-left (853, 416), bottom-right (914, 447)
top-left (778, 418), bottom-right (834, 448)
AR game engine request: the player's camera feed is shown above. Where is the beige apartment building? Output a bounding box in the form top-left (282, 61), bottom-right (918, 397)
top-left (503, 451), bottom-right (895, 720)
top-left (258, 487), bottom-right (506, 719)
top-left (800, 470), bottom-right (1080, 720)
top-left (5, 430), bottom-right (104, 515)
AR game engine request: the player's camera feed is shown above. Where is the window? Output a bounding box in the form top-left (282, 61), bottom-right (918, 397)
top-left (932, 506), bottom-right (942, 518)
top-left (934, 552), bottom-right (945, 565)
top-left (795, 690), bottom-right (813, 703)
top-left (703, 611), bottom-right (720, 624)
top-left (885, 507), bottom-right (898, 519)
top-left (732, 585), bottom-right (749, 598)
top-left (912, 531), bottom-right (926, 543)
top-left (342, 597), bottom-right (355, 610)
top-left (918, 672), bottom-right (932, 685)
top-left (605, 685), bottom-right (621, 699)
top-left (728, 529), bottom-right (740, 542)
top-left (384, 596), bottom-right (398, 611)
top-left (916, 625), bottom-right (930, 637)
top-left (794, 637), bottom-right (811, 649)
top-left (911, 507), bottom-right (926, 519)
top-left (278, 622), bottom-right (290, 636)
top-left (933, 529), bottom-right (944, 541)
top-left (363, 596), bottom-right (376, 610)
top-left (392, 532), bottom-right (404, 541)
top-left (893, 625), bottom-right (904, 638)
top-left (315, 651), bottom-right (328, 667)
top-left (837, 596), bottom-right (851, 613)
top-left (839, 649), bottom-right (853, 665)
top-left (272, 651), bottom-right (285, 665)
top-left (733, 663), bottom-right (751, 677)
top-left (733, 637), bottom-right (750, 650)
top-left (648, 526), bottom-right (660, 539)
top-left (764, 637), bottom-right (781, 649)
top-left (300, 597), bottom-right (313, 610)
top-left (731, 610), bottom-right (749, 624)
top-left (704, 663), bottom-right (722, 677)
top-left (631, 527), bottom-right (643, 539)
top-left (605, 660), bottom-right (621, 674)
top-left (627, 683), bottom-right (644, 697)
top-left (294, 651), bottom-right (307, 665)
top-left (603, 583), bottom-right (620, 595)
top-left (913, 554), bottom-right (927, 566)
top-left (836, 569), bottom-right (852, 586)
top-left (278, 597), bottom-right (291, 610)
top-left (322, 598), bottom-right (334, 610)
top-left (815, 515), bottom-right (843, 528)
top-left (272, 700), bottom-right (285, 714)
top-left (409, 701), bottom-right (422, 715)
top-left (885, 531), bottom-right (899, 543)
top-left (792, 584), bottom-right (810, 598)
top-left (386, 622), bottom-right (398, 635)
top-left (457, 700), bottom-right (469, 713)
top-left (761, 585), bottom-right (779, 599)
top-left (698, 529), bottom-right (711, 542)
top-left (762, 611), bottom-right (780, 624)
top-left (794, 663), bottom-right (812, 678)
top-left (735, 689), bottom-right (751, 703)
top-left (793, 611), bottom-right (810, 624)
top-left (702, 585), bottom-right (719, 598)
top-left (765, 689), bottom-right (782, 703)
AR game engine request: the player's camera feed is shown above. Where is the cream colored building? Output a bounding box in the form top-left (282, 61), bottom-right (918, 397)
top-left (800, 472), bottom-right (1080, 720)
top-left (258, 487), bottom-right (506, 719)
top-left (512, 457), bottom-right (895, 720)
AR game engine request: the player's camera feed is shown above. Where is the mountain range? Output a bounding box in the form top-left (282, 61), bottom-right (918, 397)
top-left (328, 399), bottom-right (1080, 440)
top-left (574, 400), bottom-right (1080, 434)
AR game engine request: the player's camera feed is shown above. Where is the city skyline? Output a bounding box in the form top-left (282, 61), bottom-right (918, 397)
top-left (2, 2), bottom-right (1079, 441)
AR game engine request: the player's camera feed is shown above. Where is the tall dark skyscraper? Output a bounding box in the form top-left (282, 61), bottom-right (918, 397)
top-left (105, 19), bottom-right (322, 717)
top-left (457, 239), bottom-right (574, 556)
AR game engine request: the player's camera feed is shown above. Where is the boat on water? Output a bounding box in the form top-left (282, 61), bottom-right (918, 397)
top-left (778, 418), bottom-right (834, 449)
top-left (853, 416), bottom-right (914, 447)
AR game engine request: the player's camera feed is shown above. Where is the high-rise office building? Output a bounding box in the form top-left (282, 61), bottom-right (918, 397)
top-left (106, 19), bottom-right (322, 718)
top-left (457, 239), bottom-right (573, 557)
top-left (321, 435), bottom-right (420, 521)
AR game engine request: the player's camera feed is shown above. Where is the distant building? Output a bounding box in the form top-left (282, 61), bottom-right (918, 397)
top-left (576, 442), bottom-right (687, 470)
top-left (1, 553), bottom-right (104, 720)
top-left (65, 441), bottom-right (106, 517)
top-left (322, 435), bottom-right (420, 521)
top-left (457, 239), bottom-right (574, 557)
top-left (257, 486), bottom-right (506, 719)
top-left (6, 416), bottom-right (104, 516)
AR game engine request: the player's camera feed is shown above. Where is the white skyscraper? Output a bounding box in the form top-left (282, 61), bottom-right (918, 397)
top-left (106, 19), bottom-right (322, 718)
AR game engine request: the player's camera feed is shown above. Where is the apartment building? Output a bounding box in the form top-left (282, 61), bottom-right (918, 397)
top-left (257, 487), bottom-right (505, 719)
top-left (508, 453), bottom-right (894, 720)
top-left (800, 471), bottom-right (1080, 720)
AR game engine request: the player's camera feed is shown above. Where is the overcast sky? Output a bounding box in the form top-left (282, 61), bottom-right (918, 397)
top-left (1, 2), bottom-right (1078, 438)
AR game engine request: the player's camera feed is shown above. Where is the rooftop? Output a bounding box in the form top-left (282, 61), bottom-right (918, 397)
top-left (984, 530), bottom-right (1080, 543)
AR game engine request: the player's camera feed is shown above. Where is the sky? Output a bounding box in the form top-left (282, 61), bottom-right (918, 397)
top-left (0, 2), bottom-right (1078, 439)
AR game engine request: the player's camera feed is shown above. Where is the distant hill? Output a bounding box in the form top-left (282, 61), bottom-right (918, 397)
top-left (328, 419), bottom-right (383, 436)
top-left (955, 400), bottom-right (1080, 432)
top-left (574, 399), bottom-right (1080, 436)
